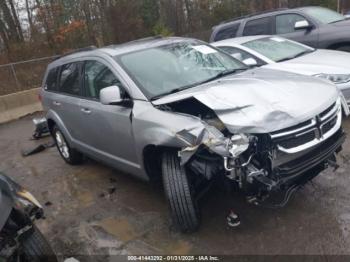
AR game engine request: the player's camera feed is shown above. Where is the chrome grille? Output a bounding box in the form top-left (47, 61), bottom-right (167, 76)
top-left (271, 100), bottom-right (341, 153)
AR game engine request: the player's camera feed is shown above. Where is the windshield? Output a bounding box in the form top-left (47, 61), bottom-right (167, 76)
top-left (303, 7), bottom-right (345, 24)
top-left (115, 41), bottom-right (247, 99)
top-left (242, 37), bottom-right (315, 62)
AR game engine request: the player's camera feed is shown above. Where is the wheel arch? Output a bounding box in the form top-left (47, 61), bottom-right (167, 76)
top-left (45, 110), bottom-right (74, 145)
top-left (327, 42), bottom-right (350, 50)
top-left (142, 144), bottom-right (180, 185)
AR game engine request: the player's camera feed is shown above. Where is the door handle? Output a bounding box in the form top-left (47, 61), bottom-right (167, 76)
top-left (81, 108), bottom-right (91, 114)
top-left (53, 101), bottom-right (61, 106)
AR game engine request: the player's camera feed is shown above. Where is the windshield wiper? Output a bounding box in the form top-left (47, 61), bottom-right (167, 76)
top-left (150, 68), bottom-right (246, 101)
top-left (277, 50), bottom-right (315, 62)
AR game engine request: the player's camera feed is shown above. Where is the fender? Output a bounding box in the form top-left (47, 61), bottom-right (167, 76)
top-left (46, 109), bottom-right (76, 146)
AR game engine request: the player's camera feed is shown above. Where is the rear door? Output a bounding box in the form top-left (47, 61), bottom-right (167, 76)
top-left (274, 13), bottom-right (319, 47)
top-left (47, 62), bottom-right (84, 142)
top-left (242, 16), bottom-right (274, 36)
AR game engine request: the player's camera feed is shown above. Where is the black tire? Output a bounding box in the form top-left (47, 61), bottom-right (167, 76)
top-left (21, 225), bottom-right (58, 262)
top-left (162, 151), bottom-right (200, 233)
top-left (52, 125), bottom-right (83, 165)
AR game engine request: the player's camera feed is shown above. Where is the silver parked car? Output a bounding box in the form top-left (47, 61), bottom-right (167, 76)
top-left (212, 35), bottom-right (350, 108)
top-left (41, 37), bottom-right (345, 232)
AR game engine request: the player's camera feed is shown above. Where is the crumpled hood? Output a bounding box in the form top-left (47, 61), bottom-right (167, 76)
top-left (264, 49), bottom-right (350, 75)
top-left (153, 68), bottom-right (339, 133)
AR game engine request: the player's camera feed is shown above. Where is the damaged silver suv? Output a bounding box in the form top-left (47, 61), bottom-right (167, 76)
top-left (41, 37), bottom-right (345, 232)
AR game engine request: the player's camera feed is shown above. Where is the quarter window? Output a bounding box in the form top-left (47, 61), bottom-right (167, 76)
top-left (276, 14), bottom-right (307, 34)
top-left (214, 23), bottom-right (240, 41)
top-left (45, 67), bottom-right (59, 91)
top-left (243, 17), bottom-right (273, 36)
top-left (58, 63), bottom-right (81, 96)
top-left (84, 61), bottom-right (122, 99)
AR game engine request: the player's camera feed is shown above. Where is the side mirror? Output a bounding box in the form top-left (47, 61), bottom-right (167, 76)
top-left (100, 85), bottom-right (123, 105)
top-left (294, 20), bottom-right (311, 30)
top-left (243, 58), bottom-right (258, 67)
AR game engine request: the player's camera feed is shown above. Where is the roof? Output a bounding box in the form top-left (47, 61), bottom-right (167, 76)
top-left (49, 36), bottom-right (197, 68)
top-left (215, 6), bottom-right (320, 28)
top-left (218, 8), bottom-right (288, 25)
top-left (99, 36), bottom-right (193, 56)
top-left (212, 35), bottom-right (270, 46)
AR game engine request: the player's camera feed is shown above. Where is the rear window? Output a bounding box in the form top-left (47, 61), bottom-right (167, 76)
top-left (45, 67), bottom-right (59, 91)
top-left (58, 63), bottom-right (82, 96)
top-left (214, 23), bottom-right (240, 41)
top-left (243, 17), bottom-right (273, 36)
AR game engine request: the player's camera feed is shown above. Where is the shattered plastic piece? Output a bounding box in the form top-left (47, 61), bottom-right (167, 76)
top-left (229, 134), bottom-right (250, 158)
top-left (227, 210), bottom-right (241, 228)
top-left (178, 124), bottom-right (231, 165)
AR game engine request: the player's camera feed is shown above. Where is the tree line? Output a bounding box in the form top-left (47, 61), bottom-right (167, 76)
top-left (0, 0), bottom-right (349, 62)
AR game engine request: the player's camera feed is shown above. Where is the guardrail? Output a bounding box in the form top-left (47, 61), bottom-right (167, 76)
top-left (0, 88), bottom-right (42, 124)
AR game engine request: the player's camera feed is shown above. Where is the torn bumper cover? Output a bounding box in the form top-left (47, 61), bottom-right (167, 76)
top-left (175, 118), bottom-right (345, 200)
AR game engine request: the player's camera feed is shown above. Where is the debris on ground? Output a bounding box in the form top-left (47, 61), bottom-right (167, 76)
top-left (64, 258), bottom-right (80, 262)
top-left (45, 201), bottom-right (53, 206)
top-left (32, 117), bottom-right (50, 140)
top-left (227, 209), bottom-right (241, 228)
top-left (108, 186), bottom-right (116, 195)
top-left (21, 140), bottom-right (55, 157)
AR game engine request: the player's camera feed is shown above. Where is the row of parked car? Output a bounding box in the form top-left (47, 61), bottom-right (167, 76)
top-left (2, 6), bottom-right (349, 261)
top-left (38, 6), bottom-right (350, 234)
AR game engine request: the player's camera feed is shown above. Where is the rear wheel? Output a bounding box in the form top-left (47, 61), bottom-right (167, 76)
top-left (52, 125), bottom-right (83, 165)
top-left (162, 151), bottom-right (200, 233)
top-left (21, 225), bottom-right (57, 262)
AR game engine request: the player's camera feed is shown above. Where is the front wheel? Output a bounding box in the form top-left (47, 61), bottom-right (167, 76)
top-left (162, 151), bottom-right (200, 233)
top-left (21, 225), bottom-right (57, 262)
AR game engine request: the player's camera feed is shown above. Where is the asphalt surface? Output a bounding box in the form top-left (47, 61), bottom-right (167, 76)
top-left (1, 112), bottom-right (350, 261)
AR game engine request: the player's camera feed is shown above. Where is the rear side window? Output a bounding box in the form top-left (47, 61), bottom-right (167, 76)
top-left (214, 23), bottom-right (240, 41)
top-left (84, 60), bottom-right (122, 100)
top-left (58, 63), bottom-right (81, 96)
top-left (45, 67), bottom-right (59, 91)
top-left (243, 17), bottom-right (273, 36)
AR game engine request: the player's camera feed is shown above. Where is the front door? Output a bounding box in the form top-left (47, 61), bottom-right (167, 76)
top-left (78, 60), bottom-right (138, 170)
top-left (275, 13), bottom-right (319, 47)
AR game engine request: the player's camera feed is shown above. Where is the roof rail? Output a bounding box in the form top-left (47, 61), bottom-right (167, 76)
top-left (219, 8), bottom-right (289, 25)
top-left (54, 46), bottom-right (97, 60)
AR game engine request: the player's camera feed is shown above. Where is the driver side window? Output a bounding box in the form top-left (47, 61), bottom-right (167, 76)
top-left (84, 60), bottom-right (124, 100)
top-left (276, 14), bottom-right (307, 34)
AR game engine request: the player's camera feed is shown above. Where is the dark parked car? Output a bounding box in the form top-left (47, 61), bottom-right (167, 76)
top-left (210, 6), bottom-right (350, 51)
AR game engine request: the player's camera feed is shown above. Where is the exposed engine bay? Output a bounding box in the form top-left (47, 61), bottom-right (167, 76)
top-left (157, 97), bottom-right (345, 206)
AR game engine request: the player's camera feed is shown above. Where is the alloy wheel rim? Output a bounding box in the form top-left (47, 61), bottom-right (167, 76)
top-left (55, 131), bottom-right (69, 159)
